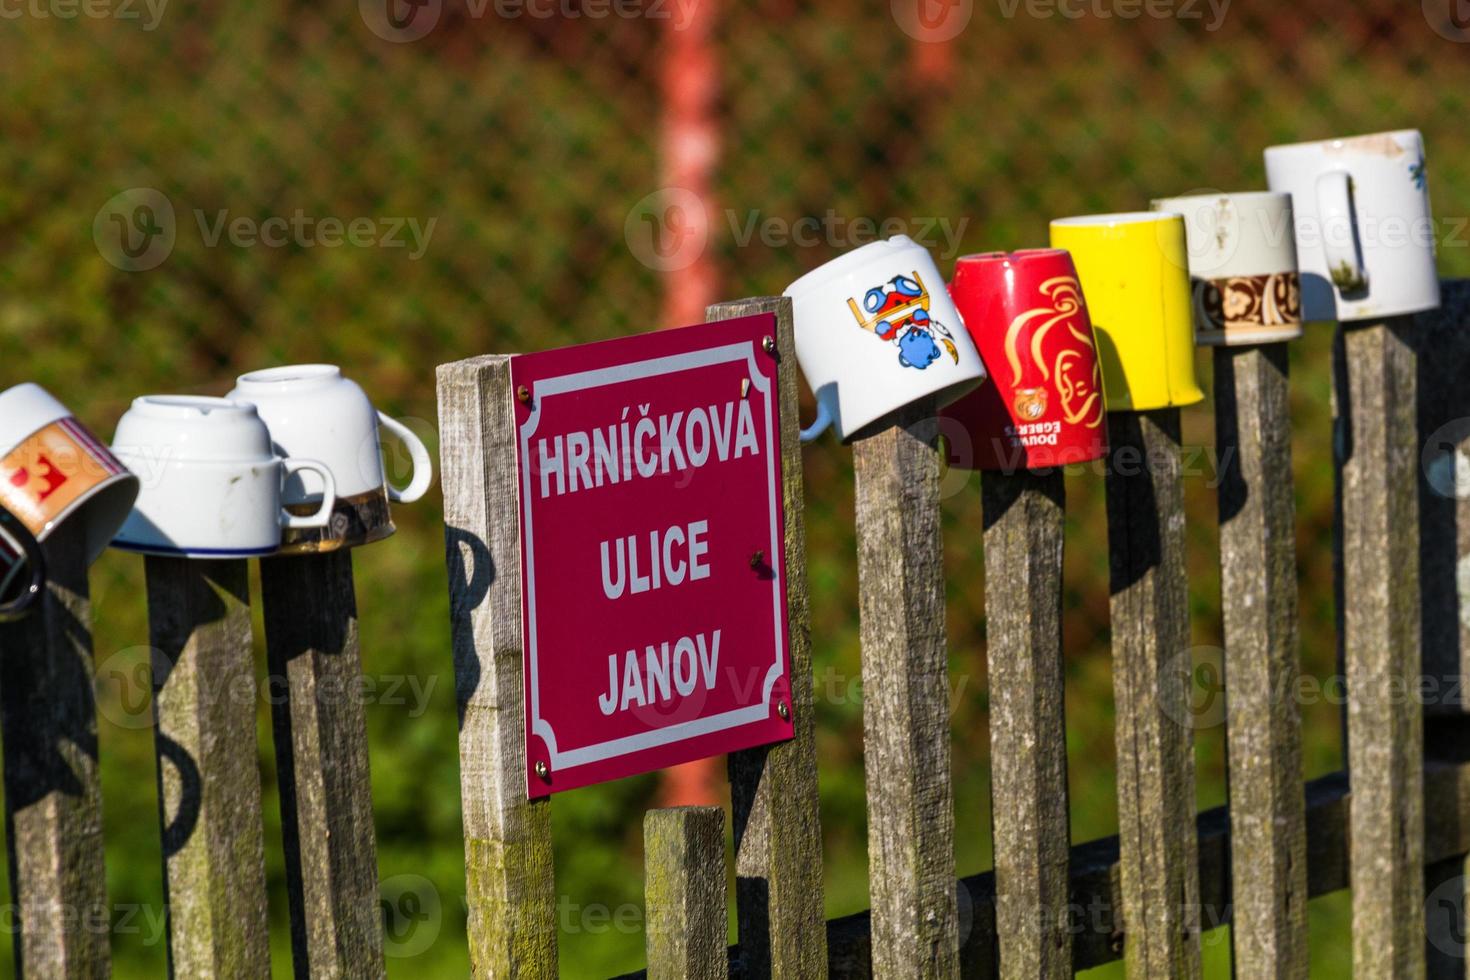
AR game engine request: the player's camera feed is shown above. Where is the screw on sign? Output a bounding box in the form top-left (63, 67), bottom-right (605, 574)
top-left (510, 314), bottom-right (795, 797)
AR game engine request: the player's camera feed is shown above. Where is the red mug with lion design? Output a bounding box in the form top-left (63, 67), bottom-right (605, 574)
top-left (942, 249), bottom-right (1108, 471)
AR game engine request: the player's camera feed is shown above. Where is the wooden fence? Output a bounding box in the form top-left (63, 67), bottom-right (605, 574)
top-left (3, 283), bottom-right (1470, 978)
top-left (0, 537), bottom-right (380, 978)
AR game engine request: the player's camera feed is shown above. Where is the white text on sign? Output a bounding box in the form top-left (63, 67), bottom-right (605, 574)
top-left (535, 399), bottom-right (760, 499)
top-left (600, 521), bottom-right (711, 598)
top-left (599, 631), bottom-right (722, 716)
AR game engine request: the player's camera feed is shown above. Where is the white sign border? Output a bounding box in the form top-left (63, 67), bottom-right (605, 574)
top-left (518, 339), bottom-right (786, 772)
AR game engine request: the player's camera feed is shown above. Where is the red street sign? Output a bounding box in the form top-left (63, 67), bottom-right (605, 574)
top-left (511, 313), bottom-right (794, 797)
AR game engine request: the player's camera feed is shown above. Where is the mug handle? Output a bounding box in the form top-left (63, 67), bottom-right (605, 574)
top-left (280, 460), bottom-right (338, 530)
top-left (377, 413), bottom-right (433, 504)
top-left (800, 401), bottom-right (834, 443)
top-left (1316, 170), bottom-right (1368, 292)
top-left (0, 509), bottom-right (46, 623)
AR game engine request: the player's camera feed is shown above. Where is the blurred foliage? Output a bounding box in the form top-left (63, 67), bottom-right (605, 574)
top-left (0, 0), bottom-right (1466, 976)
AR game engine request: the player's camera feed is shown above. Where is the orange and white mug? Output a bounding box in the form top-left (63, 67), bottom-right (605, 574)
top-left (0, 384), bottom-right (139, 565)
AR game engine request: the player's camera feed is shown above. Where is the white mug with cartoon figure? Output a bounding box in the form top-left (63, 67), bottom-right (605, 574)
top-left (1265, 129), bottom-right (1439, 322)
top-left (783, 235), bottom-right (986, 442)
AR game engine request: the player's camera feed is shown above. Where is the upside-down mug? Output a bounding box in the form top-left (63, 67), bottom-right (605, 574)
top-left (0, 383), bottom-right (139, 565)
top-left (783, 235), bottom-right (986, 443)
top-left (0, 505), bottom-right (46, 623)
top-left (1264, 129), bottom-right (1439, 322)
top-left (1049, 212), bottom-right (1205, 412)
top-left (110, 396), bottom-right (337, 559)
top-left (1150, 192), bottom-right (1304, 346)
top-left (942, 249), bottom-right (1108, 470)
top-left (229, 365), bottom-right (433, 553)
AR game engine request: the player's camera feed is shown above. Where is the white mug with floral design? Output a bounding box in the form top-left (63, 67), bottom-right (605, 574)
top-left (1264, 129), bottom-right (1439, 322)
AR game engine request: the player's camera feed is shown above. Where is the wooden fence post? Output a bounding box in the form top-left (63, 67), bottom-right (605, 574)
top-left (437, 355), bottom-right (558, 978)
top-left (1417, 281), bottom-right (1470, 979)
top-left (644, 806), bottom-right (728, 980)
top-left (1212, 343), bottom-right (1309, 978)
top-left (706, 297), bottom-right (827, 980)
top-left (1424, 851), bottom-right (1468, 978)
top-left (1104, 408), bottom-right (1201, 979)
top-left (260, 551), bottom-right (386, 978)
top-left (1333, 316), bottom-right (1425, 978)
top-left (0, 520), bottom-right (110, 977)
top-left (980, 467), bottom-right (1071, 978)
top-left (852, 396), bottom-right (959, 978)
top-left (1416, 280), bottom-right (1470, 708)
top-left (145, 556), bottom-right (270, 977)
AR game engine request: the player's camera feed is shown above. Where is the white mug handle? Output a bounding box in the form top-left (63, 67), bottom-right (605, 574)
top-left (376, 412), bottom-right (433, 504)
top-left (1316, 169), bottom-right (1368, 292)
top-left (280, 460), bottom-right (337, 530)
top-left (800, 401), bottom-right (834, 443)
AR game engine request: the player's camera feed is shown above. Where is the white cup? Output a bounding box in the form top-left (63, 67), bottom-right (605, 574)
top-left (229, 365), bottom-right (432, 553)
top-left (1150, 191), bottom-right (1304, 346)
top-left (0, 383), bottom-right (139, 565)
top-left (783, 235), bottom-right (986, 443)
top-left (110, 396), bottom-right (336, 559)
top-left (1265, 129), bottom-right (1439, 322)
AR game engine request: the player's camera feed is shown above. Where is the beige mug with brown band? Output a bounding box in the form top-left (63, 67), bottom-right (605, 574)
top-left (0, 383), bottom-right (139, 565)
top-left (1151, 192), bottom-right (1304, 347)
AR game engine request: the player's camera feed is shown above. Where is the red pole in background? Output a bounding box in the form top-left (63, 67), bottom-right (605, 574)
top-left (659, 0), bottom-right (719, 332)
top-left (910, 32), bottom-right (954, 87)
top-left (658, 0), bottom-right (723, 807)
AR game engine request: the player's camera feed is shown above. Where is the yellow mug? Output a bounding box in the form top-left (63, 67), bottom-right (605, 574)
top-left (1049, 212), bottom-right (1205, 412)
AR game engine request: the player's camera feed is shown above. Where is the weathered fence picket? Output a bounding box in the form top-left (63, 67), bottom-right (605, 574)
top-left (144, 556), bottom-right (270, 977)
top-left (437, 353), bottom-right (560, 978)
top-left (261, 552), bottom-right (386, 977)
top-left (1419, 283), bottom-right (1470, 705)
top-left (0, 522), bottom-right (110, 978)
top-left (980, 467), bottom-right (1071, 978)
top-left (643, 806), bottom-right (728, 980)
top-left (1104, 408), bottom-right (1202, 978)
top-left (853, 396), bottom-right (960, 978)
top-left (707, 297), bottom-right (828, 980)
top-left (1211, 343), bottom-right (1310, 978)
top-left (1333, 316), bottom-right (1427, 978)
top-left (1417, 282), bottom-right (1470, 977)
top-left (1424, 848), bottom-right (1468, 980)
